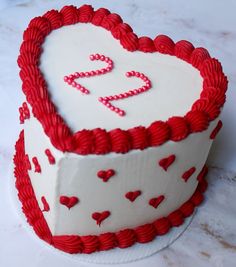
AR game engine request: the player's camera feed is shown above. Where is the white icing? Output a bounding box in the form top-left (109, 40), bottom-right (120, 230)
top-left (24, 109), bottom-right (217, 236)
top-left (40, 24), bottom-right (203, 132)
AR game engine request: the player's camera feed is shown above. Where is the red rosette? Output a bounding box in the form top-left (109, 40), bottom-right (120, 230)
top-left (200, 86), bottom-right (226, 107)
top-left (19, 64), bottom-right (40, 81)
top-left (60, 5), bottom-right (79, 25)
top-left (91, 7), bottom-right (110, 26)
top-left (18, 52), bottom-right (39, 69)
top-left (116, 229), bottom-right (136, 248)
top-left (190, 47), bottom-right (210, 69)
top-left (111, 23), bottom-right (133, 39)
top-left (135, 224), bottom-right (156, 243)
top-left (77, 4), bottom-right (94, 23)
top-left (53, 236), bottom-right (84, 254)
top-left (167, 210), bottom-right (184, 227)
top-left (138, 36), bottom-right (156, 52)
top-left (128, 126), bottom-right (149, 150)
top-left (43, 9), bottom-right (63, 30)
top-left (148, 121), bottom-right (170, 146)
top-left (190, 191), bottom-right (204, 206)
top-left (203, 72), bottom-right (228, 91)
top-left (197, 176), bottom-right (208, 193)
top-left (40, 113), bottom-right (64, 134)
top-left (200, 58), bottom-right (223, 77)
top-left (175, 40), bottom-right (194, 61)
top-left (99, 233), bottom-right (117, 251)
top-left (101, 13), bottom-right (122, 31)
top-left (23, 26), bottom-right (45, 44)
top-left (197, 165), bottom-right (208, 183)
top-left (167, 116), bottom-right (189, 141)
top-left (120, 32), bottom-right (139, 52)
top-left (92, 128), bottom-right (111, 155)
top-left (80, 235), bottom-right (100, 254)
top-left (154, 217), bottom-right (170, 235)
top-left (109, 129), bottom-right (131, 153)
top-left (154, 35), bottom-right (175, 55)
top-left (192, 99), bottom-right (220, 120)
top-left (28, 16), bottom-right (51, 35)
top-left (185, 110), bottom-right (209, 133)
top-left (33, 219), bottom-right (52, 244)
top-left (73, 129), bottom-right (94, 155)
top-left (179, 201), bottom-right (194, 217)
top-left (20, 40), bottom-right (41, 57)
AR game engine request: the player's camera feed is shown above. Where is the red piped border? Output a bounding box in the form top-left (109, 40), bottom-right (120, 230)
top-left (14, 131), bottom-right (208, 254)
top-left (18, 5), bottom-right (228, 155)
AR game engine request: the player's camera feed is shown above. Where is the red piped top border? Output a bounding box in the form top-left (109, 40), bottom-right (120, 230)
top-left (18, 4), bottom-right (228, 155)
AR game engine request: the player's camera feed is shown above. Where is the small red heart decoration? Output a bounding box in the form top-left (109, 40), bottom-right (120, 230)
top-left (97, 169), bottom-right (115, 182)
top-left (182, 167), bottom-right (196, 182)
top-left (149, 195), bottom-right (165, 209)
top-left (41, 196), bottom-right (50, 212)
top-left (92, 211), bottom-right (111, 226)
top-left (159, 154), bottom-right (176, 171)
top-left (210, 120), bottom-right (222, 139)
top-left (60, 196), bottom-right (79, 209)
top-left (125, 190), bottom-right (142, 202)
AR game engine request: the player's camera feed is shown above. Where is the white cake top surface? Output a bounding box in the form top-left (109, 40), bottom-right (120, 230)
top-left (40, 24), bottom-right (203, 132)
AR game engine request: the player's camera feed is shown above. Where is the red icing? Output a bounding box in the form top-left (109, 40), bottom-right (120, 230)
top-left (125, 190), bottom-right (142, 202)
top-left (182, 167), bottom-right (196, 182)
top-left (41, 196), bottom-right (50, 212)
top-left (60, 196), bottom-right (79, 209)
top-left (92, 211), bottom-right (111, 226)
top-left (14, 131), bottom-right (209, 254)
top-left (210, 120), bottom-right (223, 139)
top-left (19, 102), bottom-right (30, 124)
top-left (32, 156), bottom-right (41, 173)
top-left (25, 154), bottom-right (31, 170)
top-left (18, 4), bottom-right (227, 156)
top-left (45, 149), bottom-right (55, 164)
top-left (149, 195), bottom-right (165, 209)
top-left (159, 154), bottom-right (176, 171)
top-left (97, 169), bottom-right (115, 182)
top-left (197, 165), bottom-right (208, 182)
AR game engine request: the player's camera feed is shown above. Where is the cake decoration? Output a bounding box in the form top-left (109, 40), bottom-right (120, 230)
top-left (181, 167), bottom-right (196, 182)
top-left (32, 156), bottom-right (41, 173)
top-left (41, 196), bottom-right (50, 212)
top-left (45, 149), bottom-right (55, 164)
top-left (25, 154), bottom-right (31, 170)
top-left (125, 190), bottom-right (142, 202)
top-left (97, 169), bottom-right (115, 182)
top-left (197, 165), bottom-right (208, 182)
top-left (92, 211), bottom-right (111, 226)
top-left (59, 196), bottom-right (79, 209)
top-left (159, 154), bottom-right (176, 171)
top-left (64, 53), bottom-right (113, 95)
top-left (210, 120), bottom-right (223, 139)
top-left (149, 195), bottom-right (165, 209)
top-left (98, 71), bottom-right (152, 116)
top-left (19, 102), bottom-right (30, 124)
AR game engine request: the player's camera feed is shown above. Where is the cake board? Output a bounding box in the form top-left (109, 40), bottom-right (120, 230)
top-left (10, 162), bottom-right (195, 265)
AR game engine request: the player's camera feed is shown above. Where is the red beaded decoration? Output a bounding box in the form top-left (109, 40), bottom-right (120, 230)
top-left (64, 53), bottom-right (113, 94)
top-left (32, 156), bottom-right (41, 173)
top-left (41, 196), bottom-right (50, 212)
top-left (45, 149), bottom-right (56, 164)
top-left (19, 102), bottom-right (30, 124)
top-left (99, 71), bottom-right (152, 116)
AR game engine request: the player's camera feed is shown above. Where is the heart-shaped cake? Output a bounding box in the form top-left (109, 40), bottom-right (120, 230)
top-left (14, 4), bottom-right (227, 254)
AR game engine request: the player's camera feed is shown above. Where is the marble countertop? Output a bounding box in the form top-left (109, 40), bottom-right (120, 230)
top-left (0, 0), bottom-right (236, 266)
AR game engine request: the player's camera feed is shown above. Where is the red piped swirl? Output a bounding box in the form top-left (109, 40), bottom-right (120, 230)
top-left (101, 13), bottom-right (122, 31)
top-left (14, 131), bottom-right (209, 254)
top-left (175, 40), bottom-right (194, 61)
top-left (60, 5), bottom-right (79, 25)
top-left (17, 5), bottom-right (228, 156)
top-left (167, 117), bottom-right (189, 141)
top-left (190, 47), bottom-right (210, 69)
top-left (154, 35), bottom-right (175, 55)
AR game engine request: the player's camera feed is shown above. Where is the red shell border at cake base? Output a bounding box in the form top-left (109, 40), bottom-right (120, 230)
top-left (14, 130), bottom-right (208, 254)
top-left (18, 4), bottom-right (228, 155)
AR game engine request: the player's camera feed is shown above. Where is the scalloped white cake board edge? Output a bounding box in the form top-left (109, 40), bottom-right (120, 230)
top-left (10, 164), bottom-right (195, 264)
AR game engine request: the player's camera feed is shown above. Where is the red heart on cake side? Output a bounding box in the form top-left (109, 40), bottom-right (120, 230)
top-left (60, 196), bottom-right (79, 209)
top-left (149, 195), bottom-right (165, 209)
top-left (92, 211), bottom-right (111, 226)
top-left (159, 154), bottom-right (176, 171)
top-left (125, 190), bottom-right (142, 202)
top-left (97, 169), bottom-right (115, 182)
top-left (182, 167), bottom-right (196, 182)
